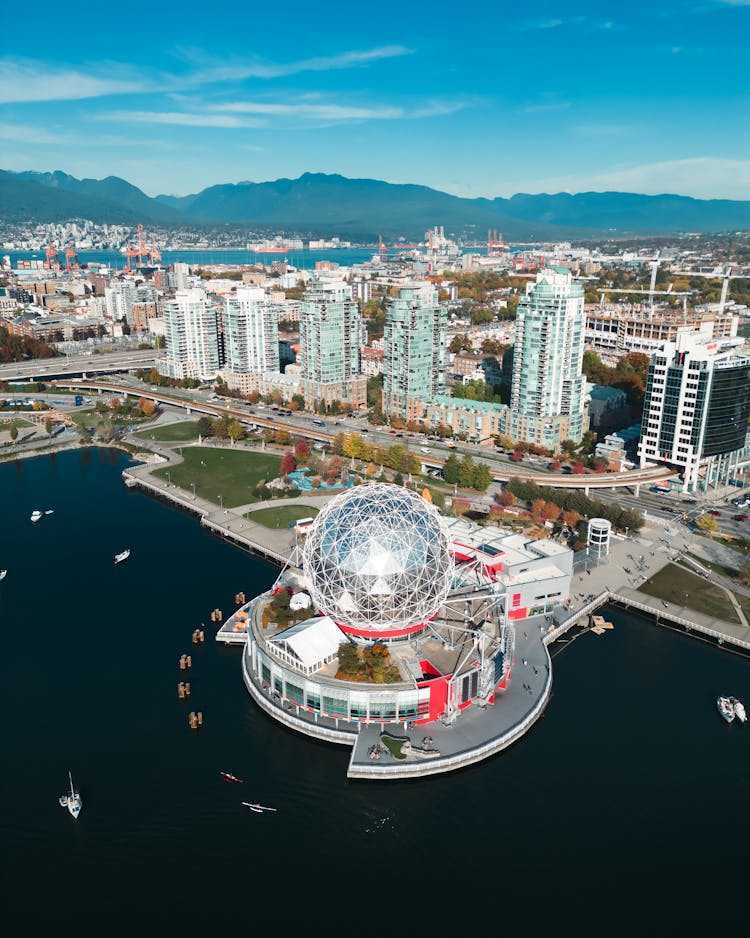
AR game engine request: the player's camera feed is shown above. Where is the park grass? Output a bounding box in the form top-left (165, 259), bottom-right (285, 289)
top-left (0, 416), bottom-right (33, 430)
top-left (136, 420), bottom-right (201, 442)
top-left (248, 505), bottom-right (319, 529)
top-left (638, 563), bottom-right (741, 624)
top-left (152, 446), bottom-right (281, 508)
top-left (380, 734), bottom-right (408, 760)
top-left (70, 409), bottom-right (101, 430)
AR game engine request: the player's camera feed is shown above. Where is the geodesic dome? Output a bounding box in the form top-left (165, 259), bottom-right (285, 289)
top-left (302, 483), bottom-right (453, 634)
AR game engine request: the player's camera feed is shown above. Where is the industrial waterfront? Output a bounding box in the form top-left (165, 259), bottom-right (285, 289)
top-left (1, 447), bottom-right (750, 934)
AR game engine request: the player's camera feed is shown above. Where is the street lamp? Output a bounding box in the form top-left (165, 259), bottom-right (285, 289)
top-left (191, 481), bottom-right (196, 499)
top-left (166, 470), bottom-right (171, 486)
top-left (218, 494), bottom-right (223, 510)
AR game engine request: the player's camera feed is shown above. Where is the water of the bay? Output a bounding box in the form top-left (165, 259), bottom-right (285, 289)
top-left (1, 448), bottom-right (748, 935)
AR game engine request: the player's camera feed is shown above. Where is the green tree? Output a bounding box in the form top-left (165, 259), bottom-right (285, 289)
top-left (458, 454), bottom-right (476, 488)
top-left (337, 641), bottom-right (361, 675)
top-left (227, 419), bottom-right (244, 442)
top-left (696, 514), bottom-right (719, 533)
top-left (443, 453), bottom-right (460, 484)
top-left (448, 334), bottom-right (472, 354)
top-left (9, 424), bottom-right (18, 442)
top-left (197, 416), bottom-right (213, 437)
top-left (472, 462), bottom-right (492, 492)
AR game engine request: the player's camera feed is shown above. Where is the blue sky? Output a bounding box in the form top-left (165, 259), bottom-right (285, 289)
top-left (1, 0), bottom-right (749, 199)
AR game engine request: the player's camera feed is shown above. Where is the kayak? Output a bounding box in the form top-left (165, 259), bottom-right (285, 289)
top-left (220, 771), bottom-right (244, 783)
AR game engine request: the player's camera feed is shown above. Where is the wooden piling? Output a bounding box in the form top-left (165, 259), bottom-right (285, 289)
top-left (179, 655), bottom-right (186, 670)
top-left (178, 682), bottom-right (185, 698)
top-left (198, 630), bottom-right (205, 643)
top-left (185, 655), bottom-right (192, 668)
top-left (184, 682), bottom-right (191, 696)
top-left (197, 711), bottom-right (203, 726)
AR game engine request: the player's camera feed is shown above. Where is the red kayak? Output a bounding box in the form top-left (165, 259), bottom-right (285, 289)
top-left (220, 771), bottom-right (244, 784)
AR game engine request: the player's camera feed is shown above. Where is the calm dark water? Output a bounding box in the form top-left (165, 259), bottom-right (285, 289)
top-left (1, 448), bottom-right (749, 935)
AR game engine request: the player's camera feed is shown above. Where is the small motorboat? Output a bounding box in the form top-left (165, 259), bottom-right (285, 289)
top-left (59, 771), bottom-right (82, 820)
top-left (242, 802), bottom-right (277, 814)
top-left (220, 771), bottom-right (244, 784)
top-left (718, 696), bottom-right (735, 723)
top-left (44, 509), bottom-right (54, 516)
top-left (30, 510), bottom-right (43, 523)
top-left (731, 697), bottom-right (747, 723)
top-left (114, 549), bottom-right (131, 565)
top-left (0, 570), bottom-right (6, 582)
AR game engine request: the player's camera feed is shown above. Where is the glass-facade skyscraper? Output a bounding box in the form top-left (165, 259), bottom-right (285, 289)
top-left (300, 279), bottom-right (366, 410)
top-left (223, 287), bottom-right (279, 376)
top-left (509, 267), bottom-right (587, 448)
top-left (159, 288), bottom-right (220, 381)
top-left (638, 329), bottom-right (750, 492)
top-left (382, 284), bottom-right (447, 420)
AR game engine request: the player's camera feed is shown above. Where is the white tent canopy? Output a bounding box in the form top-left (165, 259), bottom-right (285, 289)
top-left (268, 615), bottom-right (343, 674)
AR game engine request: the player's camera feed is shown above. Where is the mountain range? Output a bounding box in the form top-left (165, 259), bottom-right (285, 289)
top-left (2, 169), bottom-right (749, 239)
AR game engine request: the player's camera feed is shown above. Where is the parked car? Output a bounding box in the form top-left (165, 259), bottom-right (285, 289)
top-left (733, 513), bottom-right (749, 522)
top-left (708, 509), bottom-right (721, 517)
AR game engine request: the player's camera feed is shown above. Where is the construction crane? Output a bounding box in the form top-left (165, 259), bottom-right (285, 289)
top-left (45, 244), bottom-right (61, 270)
top-left (148, 232), bottom-right (162, 265)
top-left (647, 258), bottom-right (660, 313)
top-left (65, 245), bottom-right (79, 272)
top-left (719, 265), bottom-right (732, 315)
top-left (123, 243), bottom-right (139, 271)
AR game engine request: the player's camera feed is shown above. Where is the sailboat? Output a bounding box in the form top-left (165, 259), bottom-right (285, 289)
top-left (58, 771), bottom-right (82, 820)
top-left (242, 802), bottom-right (277, 814)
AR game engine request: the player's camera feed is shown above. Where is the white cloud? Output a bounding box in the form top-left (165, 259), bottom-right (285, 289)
top-left (500, 158), bottom-right (750, 200)
top-left (216, 101), bottom-right (402, 120)
top-left (214, 97), bottom-right (465, 122)
top-left (0, 46), bottom-right (413, 104)
top-left (0, 61), bottom-right (145, 103)
top-left (98, 110), bottom-right (264, 128)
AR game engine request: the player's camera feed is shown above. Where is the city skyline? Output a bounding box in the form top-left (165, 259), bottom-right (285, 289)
top-left (1, 0), bottom-right (749, 200)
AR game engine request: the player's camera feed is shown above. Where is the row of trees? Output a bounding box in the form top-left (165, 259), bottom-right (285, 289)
top-left (331, 432), bottom-right (422, 475)
top-left (582, 350), bottom-right (651, 413)
top-left (0, 326), bottom-right (57, 363)
top-left (504, 477), bottom-right (644, 533)
top-left (442, 453), bottom-right (492, 492)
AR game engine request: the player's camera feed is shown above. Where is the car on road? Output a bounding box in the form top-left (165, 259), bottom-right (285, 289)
top-left (708, 509), bottom-right (721, 516)
top-left (734, 513), bottom-right (749, 522)
top-left (420, 447), bottom-right (432, 454)
top-left (388, 429), bottom-right (398, 435)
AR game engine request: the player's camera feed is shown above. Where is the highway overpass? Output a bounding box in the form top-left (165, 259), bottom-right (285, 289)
top-left (0, 349), bottom-right (157, 382)
top-left (55, 378), bottom-right (677, 492)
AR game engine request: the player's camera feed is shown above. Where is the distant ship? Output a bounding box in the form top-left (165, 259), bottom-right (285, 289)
top-left (251, 245), bottom-right (290, 254)
top-left (114, 549), bottom-right (131, 565)
top-left (0, 570), bottom-right (6, 582)
top-left (59, 771), bottom-right (82, 820)
top-left (731, 697), bottom-right (747, 723)
top-left (718, 696), bottom-right (735, 723)
top-left (30, 510), bottom-right (43, 523)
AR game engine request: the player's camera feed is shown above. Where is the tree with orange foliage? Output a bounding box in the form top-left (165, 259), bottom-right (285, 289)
top-left (541, 502), bottom-right (561, 522)
top-left (138, 397), bottom-right (157, 416)
top-left (562, 510), bottom-right (582, 528)
top-left (531, 498), bottom-right (546, 519)
top-left (497, 490), bottom-right (516, 507)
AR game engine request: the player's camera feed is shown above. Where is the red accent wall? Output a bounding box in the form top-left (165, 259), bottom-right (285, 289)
top-left (336, 621), bottom-right (425, 639)
top-left (415, 674), bottom-right (450, 724)
top-left (508, 607), bottom-right (529, 620)
top-left (419, 659), bottom-right (442, 678)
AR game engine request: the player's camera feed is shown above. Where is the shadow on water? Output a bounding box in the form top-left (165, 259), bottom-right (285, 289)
top-left (1, 448), bottom-right (749, 935)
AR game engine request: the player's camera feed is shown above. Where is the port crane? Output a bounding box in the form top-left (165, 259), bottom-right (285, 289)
top-left (65, 245), bottom-right (79, 272)
top-left (45, 244), bottom-right (61, 270)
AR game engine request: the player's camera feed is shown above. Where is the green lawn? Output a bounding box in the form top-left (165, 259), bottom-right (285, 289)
top-left (153, 446), bottom-right (281, 507)
top-left (248, 505), bottom-right (319, 529)
top-left (136, 420), bottom-right (201, 442)
top-left (70, 409), bottom-right (101, 430)
top-left (0, 416), bottom-right (32, 430)
top-left (380, 734), bottom-right (408, 760)
top-left (638, 563), bottom-right (741, 624)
